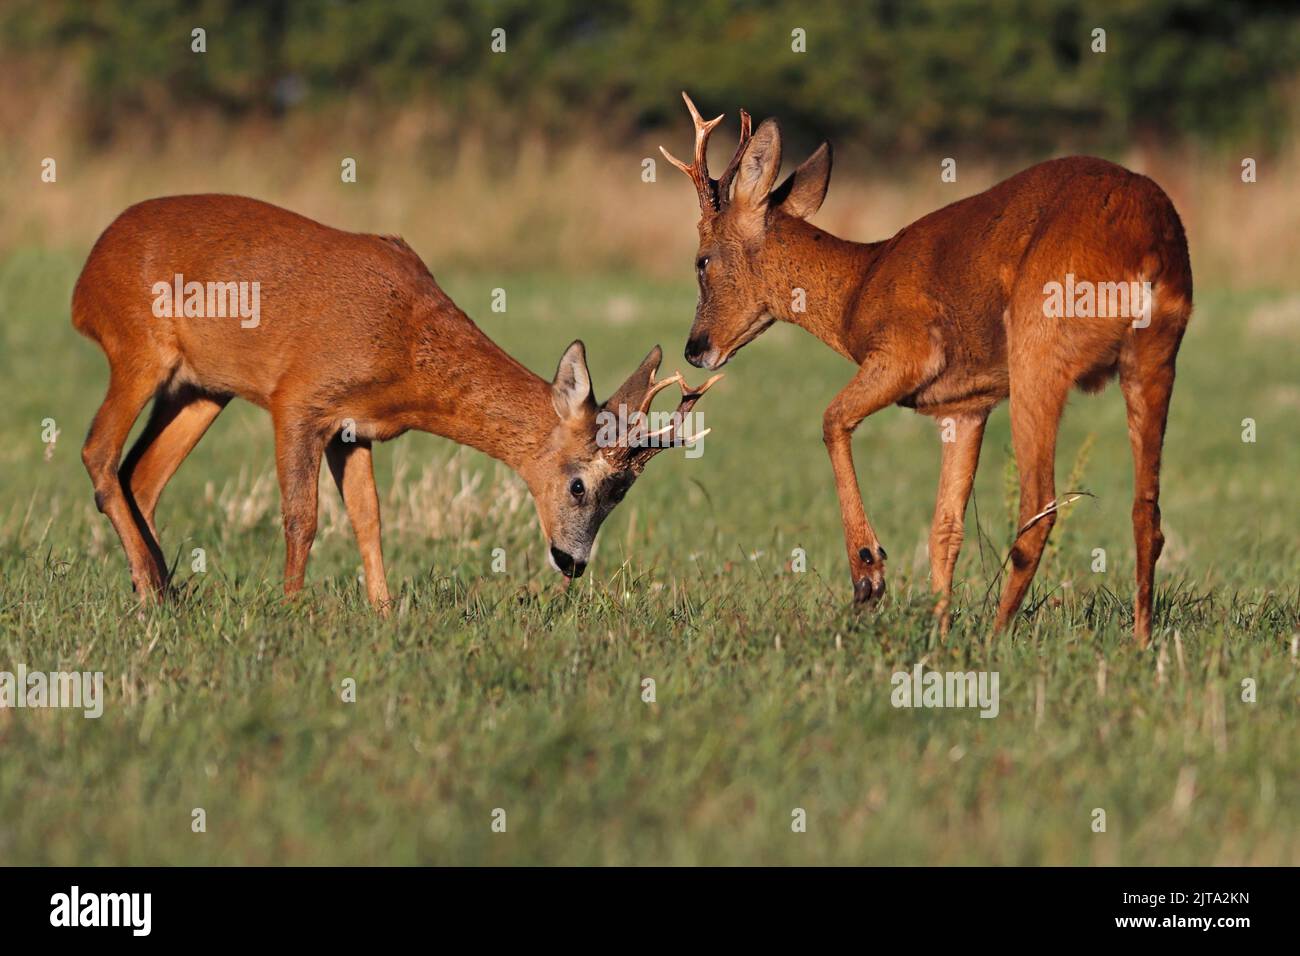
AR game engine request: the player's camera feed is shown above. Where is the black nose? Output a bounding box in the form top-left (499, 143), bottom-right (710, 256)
top-left (551, 546), bottom-right (586, 578)
top-left (684, 333), bottom-right (711, 367)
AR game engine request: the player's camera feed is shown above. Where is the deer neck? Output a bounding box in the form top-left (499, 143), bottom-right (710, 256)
top-left (406, 308), bottom-right (557, 471)
top-left (760, 216), bottom-right (880, 360)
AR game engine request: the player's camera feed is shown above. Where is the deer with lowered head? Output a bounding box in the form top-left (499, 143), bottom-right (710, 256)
top-left (74, 195), bottom-right (719, 608)
top-left (661, 92), bottom-right (1191, 644)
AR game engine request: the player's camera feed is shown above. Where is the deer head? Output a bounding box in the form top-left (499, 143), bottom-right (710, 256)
top-left (522, 341), bottom-right (721, 578)
top-left (661, 91), bottom-right (833, 370)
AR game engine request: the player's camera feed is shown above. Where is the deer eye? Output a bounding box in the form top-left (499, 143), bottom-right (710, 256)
top-left (696, 255), bottom-right (710, 274)
top-left (569, 477), bottom-right (585, 500)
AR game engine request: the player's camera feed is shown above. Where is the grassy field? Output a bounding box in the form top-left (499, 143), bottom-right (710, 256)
top-left (0, 247), bottom-right (1297, 865)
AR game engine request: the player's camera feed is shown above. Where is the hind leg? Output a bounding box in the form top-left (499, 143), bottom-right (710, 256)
top-left (993, 384), bottom-right (1068, 633)
top-left (1119, 348), bottom-right (1177, 647)
top-left (83, 370), bottom-right (168, 599)
top-left (272, 414), bottom-right (327, 596)
top-left (119, 387), bottom-right (229, 579)
top-left (929, 412), bottom-right (987, 635)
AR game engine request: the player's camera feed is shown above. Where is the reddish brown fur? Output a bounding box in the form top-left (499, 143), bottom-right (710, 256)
top-left (73, 195), bottom-right (710, 607)
top-left (666, 95), bottom-right (1191, 643)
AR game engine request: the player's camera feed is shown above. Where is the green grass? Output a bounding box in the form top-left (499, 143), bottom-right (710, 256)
top-left (1, 249), bottom-right (1297, 865)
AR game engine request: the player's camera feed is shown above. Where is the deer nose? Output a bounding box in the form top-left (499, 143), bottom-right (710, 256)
top-left (550, 546), bottom-right (586, 578)
top-left (685, 333), bottom-right (712, 368)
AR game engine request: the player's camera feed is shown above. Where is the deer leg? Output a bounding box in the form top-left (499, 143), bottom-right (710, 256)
top-left (325, 436), bottom-right (391, 612)
top-left (929, 412), bottom-right (987, 635)
top-left (272, 416), bottom-right (326, 596)
top-left (119, 388), bottom-right (228, 576)
top-left (823, 352), bottom-right (930, 605)
top-left (83, 370), bottom-right (168, 599)
top-left (993, 386), bottom-right (1068, 632)
top-left (1120, 356), bottom-right (1175, 648)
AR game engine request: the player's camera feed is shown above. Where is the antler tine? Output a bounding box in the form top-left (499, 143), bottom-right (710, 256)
top-left (715, 108), bottom-right (753, 207)
top-left (681, 92), bottom-right (725, 187)
top-left (679, 371), bottom-right (725, 399)
top-left (657, 145), bottom-right (692, 176)
top-left (609, 366), bottom-right (724, 472)
top-left (634, 370), bottom-right (684, 419)
top-left (642, 372), bottom-right (725, 445)
top-left (659, 91), bottom-right (724, 211)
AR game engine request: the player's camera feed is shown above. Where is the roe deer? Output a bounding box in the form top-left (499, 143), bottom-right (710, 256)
top-left (73, 195), bottom-right (719, 608)
top-left (661, 93), bottom-right (1191, 644)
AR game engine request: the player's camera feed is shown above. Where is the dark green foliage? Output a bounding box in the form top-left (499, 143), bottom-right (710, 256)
top-left (6, 1), bottom-right (1299, 153)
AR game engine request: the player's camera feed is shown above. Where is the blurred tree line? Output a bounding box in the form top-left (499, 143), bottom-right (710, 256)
top-left (6, 0), bottom-right (1298, 154)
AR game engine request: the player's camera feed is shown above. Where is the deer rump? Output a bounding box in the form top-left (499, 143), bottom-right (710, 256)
top-left (859, 157), bottom-right (1193, 419)
top-left (72, 195), bottom-right (455, 416)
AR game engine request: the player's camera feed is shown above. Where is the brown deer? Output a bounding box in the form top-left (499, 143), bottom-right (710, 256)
top-left (662, 93), bottom-right (1191, 644)
top-left (73, 195), bottom-right (719, 608)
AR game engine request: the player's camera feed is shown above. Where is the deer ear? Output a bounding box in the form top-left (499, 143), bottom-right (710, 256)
top-left (731, 119), bottom-right (783, 211)
top-left (773, 142), bottom-right (832, 219)
top-left (552, 340), bottom-right (594, 419)
top-left (602, 345), bottom-right (662, 414)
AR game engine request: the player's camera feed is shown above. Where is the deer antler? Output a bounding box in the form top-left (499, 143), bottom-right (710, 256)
top-left (606, 369), bottom-right (724, 473)
top-left (659, 91), bottom-right (752, 213)
top-left (716, 108), bottom-right (752, 205)
top-left (632, 368), bottom-right (685, 421)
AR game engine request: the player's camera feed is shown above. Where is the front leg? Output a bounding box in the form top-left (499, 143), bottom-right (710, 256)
top-left (325, 436), bottom-right (392, 612)
top-left (822, 349), bottom-right (929, 605)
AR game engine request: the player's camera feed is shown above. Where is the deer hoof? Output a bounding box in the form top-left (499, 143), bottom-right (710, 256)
top-left (853, 575), bottom-right (885, 605)
top-left (852, 545), bottom-right (887, 606)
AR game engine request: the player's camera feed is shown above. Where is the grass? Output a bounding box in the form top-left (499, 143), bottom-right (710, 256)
top-left (0, 248), bottom-right (1297, 865)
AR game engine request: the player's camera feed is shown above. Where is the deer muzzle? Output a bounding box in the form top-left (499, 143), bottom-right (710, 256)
top-left (549, 545), bottom-right (587, 578)
top-left (684, 332), bottom-right (722, 370)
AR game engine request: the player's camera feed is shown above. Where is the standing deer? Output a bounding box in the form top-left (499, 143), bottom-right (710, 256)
top-left (73, 195), bottom-right (719, 608)
top-left (662, 93), bottom-right (1191, 644)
